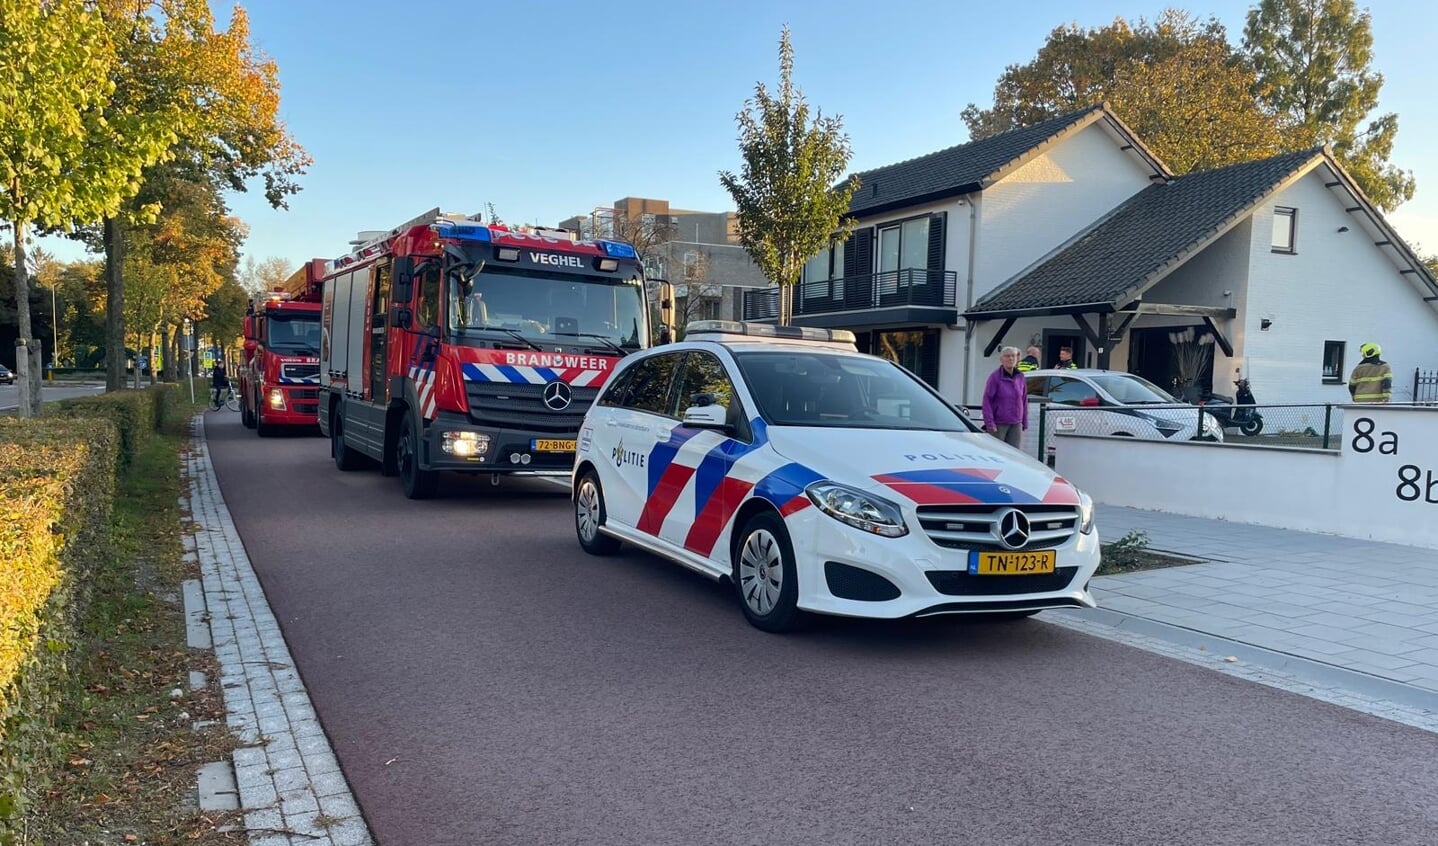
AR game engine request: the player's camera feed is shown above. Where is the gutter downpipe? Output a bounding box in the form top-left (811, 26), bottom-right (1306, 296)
top-left (961, 193), bottom-right (979, 408)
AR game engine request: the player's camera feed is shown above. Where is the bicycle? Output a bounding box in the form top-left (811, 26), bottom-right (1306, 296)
top-left (209, 384), bottom-right (240, 412)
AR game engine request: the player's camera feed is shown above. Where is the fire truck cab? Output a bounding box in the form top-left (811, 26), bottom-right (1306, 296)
top-left (240, 261), bottom-right (324, 435)
top-left (317, 209), bottom-right (649, 498)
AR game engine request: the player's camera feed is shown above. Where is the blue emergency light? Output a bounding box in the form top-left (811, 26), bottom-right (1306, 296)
top-left (438, 222), bottom-right (493, 243)
top-left (598, 240), bottom-right (638, 260)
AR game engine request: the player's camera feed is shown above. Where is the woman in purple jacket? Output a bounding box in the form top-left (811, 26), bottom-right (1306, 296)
top-left (981, 346), bottom-right (1028, 448)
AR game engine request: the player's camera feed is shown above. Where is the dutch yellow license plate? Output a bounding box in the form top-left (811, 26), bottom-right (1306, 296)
top-left (971, 550), bottom-right (1056, 575)
top-left (532, 439), bottom-right (577, 452)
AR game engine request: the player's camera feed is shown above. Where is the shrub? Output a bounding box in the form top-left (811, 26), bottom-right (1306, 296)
top-left (0, 418), bottom-right (118, 838)
top-left (1099, 529), bottom-right (1152, 574)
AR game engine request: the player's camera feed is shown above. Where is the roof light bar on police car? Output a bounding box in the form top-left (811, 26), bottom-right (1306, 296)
top-left (684, 320), bottom-right (857, 344)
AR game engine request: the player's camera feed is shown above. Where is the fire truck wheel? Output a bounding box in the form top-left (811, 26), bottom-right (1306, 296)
top-left (256, 405), bottom-right (275, 438)
top-left (332, 412), bottom-right (365, 472)
top-left (575, 469), bottom-right (621, 555)
top-left (241, 397), bottom-right (256, 429)
top-left (398, 415), bottom-right (438, 499)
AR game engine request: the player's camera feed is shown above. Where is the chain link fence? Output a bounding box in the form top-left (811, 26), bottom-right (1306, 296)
top-left (961, 402), bottom-right (1352, 461)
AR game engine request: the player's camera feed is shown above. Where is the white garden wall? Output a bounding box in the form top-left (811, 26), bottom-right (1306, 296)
top-left (1052, 405), bottom-right (1438, 549)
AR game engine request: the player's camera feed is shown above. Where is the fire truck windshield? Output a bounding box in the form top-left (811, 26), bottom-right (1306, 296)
top-left (447, 266), bottom-right (646, 349)
top-left (265, 312), bottom-right (321, 355)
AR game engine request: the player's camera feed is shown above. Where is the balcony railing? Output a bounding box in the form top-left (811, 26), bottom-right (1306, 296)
top-left (741, 268), bottom-right (958, 321)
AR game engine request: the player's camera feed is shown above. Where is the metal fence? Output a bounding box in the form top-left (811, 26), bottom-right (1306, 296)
top-left (1415, 368), bottom-right (1438, 404)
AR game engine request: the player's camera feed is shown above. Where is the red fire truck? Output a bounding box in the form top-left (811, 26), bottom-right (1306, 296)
top-left (317, 208), bottom-right (649, 498)
top-left (240, 260), bottom-right (324, 435)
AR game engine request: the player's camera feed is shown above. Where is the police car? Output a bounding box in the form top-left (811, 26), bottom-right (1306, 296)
top-left (572, 321), bottom-right (1101, 632)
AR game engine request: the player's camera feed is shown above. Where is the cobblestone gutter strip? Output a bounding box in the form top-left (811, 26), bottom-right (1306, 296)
top-left (185, 417), bottom-right (376, 846)
top-left (1046, 610), bottom-right (1438, 735)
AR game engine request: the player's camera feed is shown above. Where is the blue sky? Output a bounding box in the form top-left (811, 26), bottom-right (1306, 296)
top-left (36, 0), bottom-right (1438, 270)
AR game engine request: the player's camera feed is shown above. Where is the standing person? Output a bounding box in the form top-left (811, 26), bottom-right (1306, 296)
top-left (1348, 342), bottom-right (1393, 403)
top-left (1057, 346), bottom-right (1078, 369)
top-left (1018, 344), bottom-right (1041, 372)
top-left (982, 346), bottom-right (1027, 448)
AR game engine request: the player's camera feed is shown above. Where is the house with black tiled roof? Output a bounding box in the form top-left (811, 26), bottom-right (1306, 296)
top-left (742, 104), bottom-right (1438, 405)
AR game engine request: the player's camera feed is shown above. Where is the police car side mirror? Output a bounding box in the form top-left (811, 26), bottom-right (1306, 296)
top-left (682, 405), bottom-right (729, 431)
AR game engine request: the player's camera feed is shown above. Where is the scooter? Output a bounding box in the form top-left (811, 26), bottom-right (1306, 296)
top-left (1200, 378), bottom-right (1264, 436)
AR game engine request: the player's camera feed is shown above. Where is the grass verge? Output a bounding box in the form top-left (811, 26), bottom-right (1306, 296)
top-left (31, 400), bottom-right (245, 844)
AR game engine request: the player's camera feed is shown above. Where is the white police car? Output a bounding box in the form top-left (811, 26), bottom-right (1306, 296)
top-left (572, 321), bottom-right (1101, 632)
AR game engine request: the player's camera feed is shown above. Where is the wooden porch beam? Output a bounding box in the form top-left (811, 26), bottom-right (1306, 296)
top-left (982, 317), bottom-right (1016, 357)
top-left (1202, 315), bottom-right (1235, 357)
top-left (1110, 311), bottom-right (1139, 341)
top-left (1120, 303), bottom-right (1237, 319)
top-left (1071, 313), bottom-right (1101, 349)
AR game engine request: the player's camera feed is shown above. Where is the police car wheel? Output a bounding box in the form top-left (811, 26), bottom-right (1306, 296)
top-left (734, 512), bottom-right (806, 633)
top-left (574, 470), bottom-right (620, 555)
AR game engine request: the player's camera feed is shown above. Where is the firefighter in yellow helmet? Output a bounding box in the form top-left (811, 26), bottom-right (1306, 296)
top-left (1348, 342), bottom-right (1392, 403)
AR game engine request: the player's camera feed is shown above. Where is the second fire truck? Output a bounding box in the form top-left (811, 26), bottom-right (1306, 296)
top-left (317, 208), bottom-right (650, 498)
top-left (240, 260), bottom-right (325, 435)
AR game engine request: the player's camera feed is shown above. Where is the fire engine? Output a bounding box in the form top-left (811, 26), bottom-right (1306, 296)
top-left (240, 260), bottom-right (324, 435)
top-left (317, 208), bottom-right (649, 498)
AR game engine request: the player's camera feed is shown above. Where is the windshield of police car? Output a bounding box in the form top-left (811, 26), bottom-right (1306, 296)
top-left (447, 267), bottom-right (646, 349)
top-left (733, 350), bottom-right (978, 431)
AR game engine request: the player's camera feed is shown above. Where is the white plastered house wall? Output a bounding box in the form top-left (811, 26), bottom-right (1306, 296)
top-left (1238, 164), bottom-right (1438, 404)
top-left (946, 121), bottom-right (1161, 404)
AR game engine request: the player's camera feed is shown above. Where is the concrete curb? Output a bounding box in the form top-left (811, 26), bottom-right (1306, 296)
top-left (1049, 607), bottom-right (1438, 732)
top-left (185, 415), bottom-right (375, 846)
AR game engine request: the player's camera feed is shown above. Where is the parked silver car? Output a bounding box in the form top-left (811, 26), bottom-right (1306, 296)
top-left (1025, 369), bottom-right (1224, 442)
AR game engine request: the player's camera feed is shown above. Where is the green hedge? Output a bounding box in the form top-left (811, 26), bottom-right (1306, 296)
top-left (0, 417), bottom-right (119, 838)
top-left (44, 388), bottom-right (163, 469)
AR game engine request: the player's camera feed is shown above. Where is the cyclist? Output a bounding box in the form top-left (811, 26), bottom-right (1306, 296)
top-left (210, 361), bottom-right (231, 408)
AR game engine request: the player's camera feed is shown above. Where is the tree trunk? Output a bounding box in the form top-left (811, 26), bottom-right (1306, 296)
top-left (165, 325), bottom-right (179, 382)
top-left (777, 283), bottom-right (794, 327)
top-left (104, 216), bottom-right (125, 392)
top-left (11, 220), bottom-right (38, 417)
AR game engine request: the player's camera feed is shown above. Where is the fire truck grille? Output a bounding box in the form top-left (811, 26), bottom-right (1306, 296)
top-left (290, 388), bottom-right (320, 400)
top-left (465, 382), bottom-right (598, 434)
top-left (281, 363), bottom-right (321, 382)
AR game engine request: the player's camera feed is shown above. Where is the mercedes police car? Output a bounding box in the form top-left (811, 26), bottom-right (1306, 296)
top-left (572, 321), bottom-right (1101, 632)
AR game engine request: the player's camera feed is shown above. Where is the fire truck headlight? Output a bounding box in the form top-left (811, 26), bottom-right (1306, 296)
top-left (267, 388), bottom-right (286, 410)
top-left (442, 431), bottom-right (489, 458)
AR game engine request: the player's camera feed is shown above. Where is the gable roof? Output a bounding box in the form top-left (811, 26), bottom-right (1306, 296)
top-left (845, 104), bottom-right (1167, 218)
top-left (967, 147), bottom-right (1433, 318)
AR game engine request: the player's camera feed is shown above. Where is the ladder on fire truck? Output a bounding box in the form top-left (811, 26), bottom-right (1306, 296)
top-left (340, 208), bottom-right (580, 267)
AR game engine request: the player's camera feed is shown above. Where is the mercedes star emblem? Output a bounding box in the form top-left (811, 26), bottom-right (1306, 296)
top-left (996, 508), bottom-right (1032, 550)
top-left (542, 380), bottom-right (573, 411)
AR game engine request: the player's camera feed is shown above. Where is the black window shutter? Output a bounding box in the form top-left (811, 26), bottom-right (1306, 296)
top-left (853, 227), bottom-right (873, 276)
top-left (843, 231), bottom-right (860, 278)
top-left (920, 329), bottom-right (941, 387)
top-left (927, 212), bottom-right (947, 274)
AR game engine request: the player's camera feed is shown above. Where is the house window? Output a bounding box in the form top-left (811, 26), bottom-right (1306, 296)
top-left (878, 217), bottom-right (930, 291)
top-left (1272, 207), bottom-right (1297, 254)
top-left (1322, 340), bottom-right (1345, 383)
top-left (801, 242), bottom-right (845, 299)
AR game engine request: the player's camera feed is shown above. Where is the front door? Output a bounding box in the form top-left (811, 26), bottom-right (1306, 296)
top-left (1042, 329), bottom-right (1086, 370)
top-left (597, 352), bottom-right (682, 530)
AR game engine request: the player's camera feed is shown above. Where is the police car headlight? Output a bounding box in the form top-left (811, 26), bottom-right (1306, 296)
top-left (1078, 491), bottom-right (1095, 534)
top-left (805, 482), bottom-right (909, 538)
